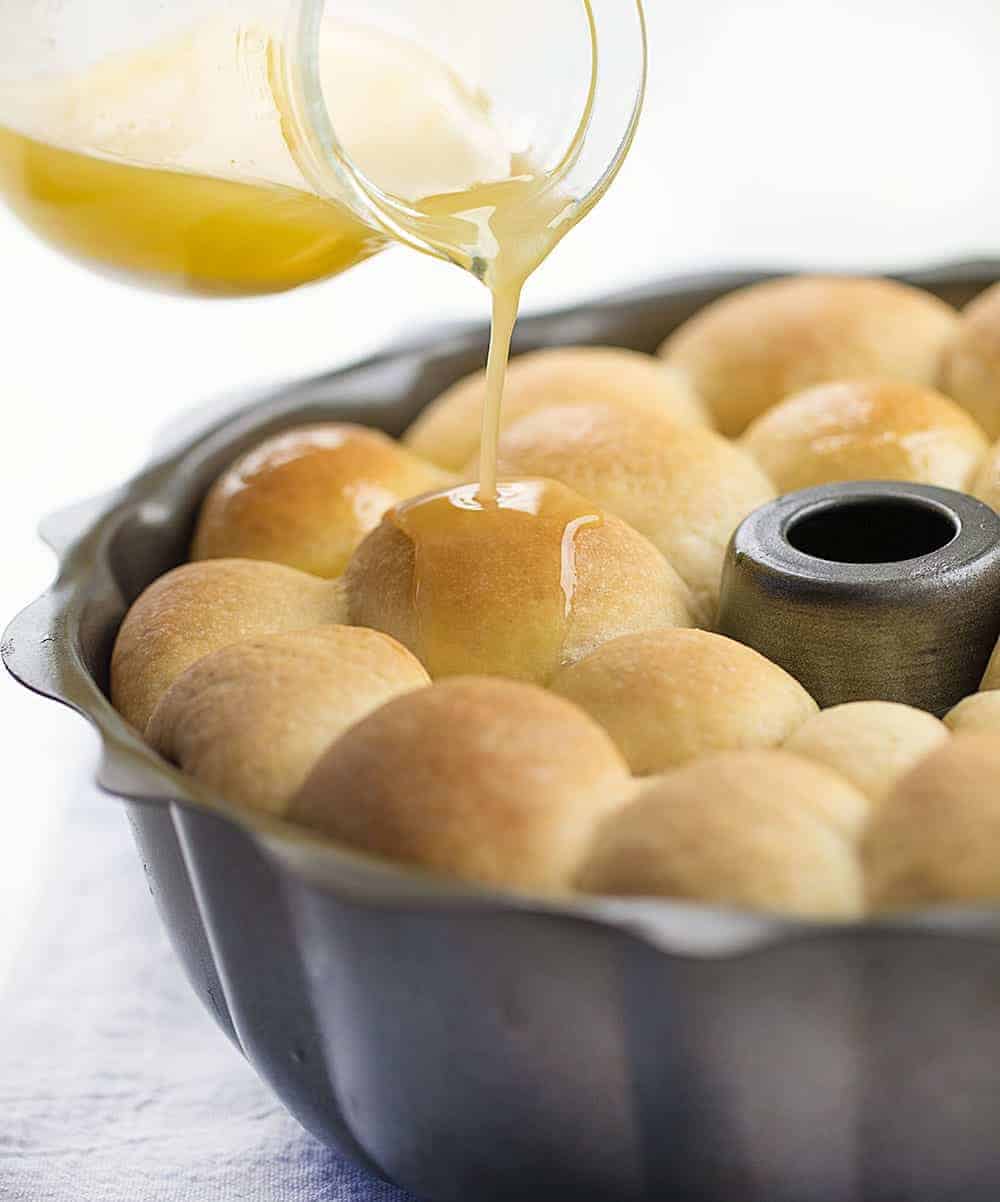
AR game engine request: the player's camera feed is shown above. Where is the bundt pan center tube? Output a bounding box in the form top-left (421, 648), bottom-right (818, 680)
top-left (8, 262), bottom-right (1000, 1202)
top-left (719, 481), bottom-right (1000, 714)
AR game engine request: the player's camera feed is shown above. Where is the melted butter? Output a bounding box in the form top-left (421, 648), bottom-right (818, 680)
top-left (0, 15), bottom-right (603, 495)
top-left (0, 125), bottom-right (384, 295)
top-left (390, 480), bottom-right (602, 682)
top-left (0, 22), bottom-right (541, 299)
top-left (417, 159), bottom-right (578, 500)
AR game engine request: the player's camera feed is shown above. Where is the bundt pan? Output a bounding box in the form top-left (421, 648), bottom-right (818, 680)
top-left (8, 261), bottom-right (1000, 1202)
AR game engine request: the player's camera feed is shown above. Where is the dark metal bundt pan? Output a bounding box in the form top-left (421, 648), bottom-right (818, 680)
top-left (7, 262), bottom-right (1000, 1202)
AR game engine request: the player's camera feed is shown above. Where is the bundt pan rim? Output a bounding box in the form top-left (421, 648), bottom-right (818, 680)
top-left (7, 258), bottom-right (1000, 960)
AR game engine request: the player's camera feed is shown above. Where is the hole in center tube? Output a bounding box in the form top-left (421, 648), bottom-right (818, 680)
top-left (786, 497), bottom-right (959, 564)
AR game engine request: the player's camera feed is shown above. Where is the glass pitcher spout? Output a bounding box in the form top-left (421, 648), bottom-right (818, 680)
top-left (282, 0), bottom-right (647, 282)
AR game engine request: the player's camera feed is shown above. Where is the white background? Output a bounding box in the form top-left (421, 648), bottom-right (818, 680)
top-left (3, 0), bottom-right (1000, 983)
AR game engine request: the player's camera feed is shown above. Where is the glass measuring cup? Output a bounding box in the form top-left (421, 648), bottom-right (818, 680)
top-left (0, 0), bottom-right (647, 296)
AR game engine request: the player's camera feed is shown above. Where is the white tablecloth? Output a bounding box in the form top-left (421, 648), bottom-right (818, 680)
top-left (0, 793), bottom-right (417, 1202)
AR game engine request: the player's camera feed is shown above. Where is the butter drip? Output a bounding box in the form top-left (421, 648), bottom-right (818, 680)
top-left (389, 480), bottom-right (603, 681)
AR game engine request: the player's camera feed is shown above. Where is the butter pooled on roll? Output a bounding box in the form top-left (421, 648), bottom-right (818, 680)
top-left (486, 402), bottom-right (775, 623)
top-left (343, 478), bottom-right (695, 684)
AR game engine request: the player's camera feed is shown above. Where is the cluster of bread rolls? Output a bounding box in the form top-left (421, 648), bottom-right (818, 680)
top-left (110, 274), bottom-right (1000, 918)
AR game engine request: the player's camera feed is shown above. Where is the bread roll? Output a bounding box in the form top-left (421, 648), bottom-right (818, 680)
top-left (343, 479), bottom-right (695, 684)
top-left (576, 750), bottom-right (865, 918)
top-left (942, 282), bottom-right (1000, 439)
top-left (784, 702), bottom-right (949, 808)
top-left (865, 736), bottom-right (1000, 910)
top-left (111, 559), bottom-right (345, 731)
top-left (659, 275), bottom-right (958, 436)
top-left (550, 629), bottom-right (816, 775)
top-left (290, 677), bottom-right (633, 893)
top-left (945, 691), bottom-right (1000, 736)
top-left (742, 379), bottom-right (988, 494)
top-left (404, 346), bottom-right (708, 471)
top-left (971, 437), bottom-right (1000, 514)
top-left (486, 402), bottom-right (775, 623)
top-left (147, 627), bottom-right (429, 813)
top-left (980, 639), bottom-right (1000, 691)
top-left (192, 423), bottom-right (450, 577)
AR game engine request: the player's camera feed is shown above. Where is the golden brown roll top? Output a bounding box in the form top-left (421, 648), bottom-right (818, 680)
top-left (486, 401), bottom-right (775, 623)
top-left (941, 282), bottom-right (1000, 439)
top-left (741, 378), bottom-right (988, 494)
top-left (343, 479), bottom-right (695, 685)
top-left (865, 736), bottom-right (1000, 911)
top-left (192, 423), bottom-right (450, 578)
top-left (146, 627), bottom-right (430, 814)
top-left (576, 750), bottom-right (867, 919)
top-left (550, 629), bottom-right (816, 775)
top-left (290, 677), bottom-right (634, 893)
top-left (784, 702), bottom-right (950, 808)
top-left (659, 275), bottom-right (959, 436)
top-left (403, 345), bottom-right (709, 471)
top-left (111, 559), bottom-right (346, 732)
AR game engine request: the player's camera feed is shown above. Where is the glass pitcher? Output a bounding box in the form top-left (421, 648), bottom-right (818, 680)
top-left (0, 0), bottom-right (646, 296)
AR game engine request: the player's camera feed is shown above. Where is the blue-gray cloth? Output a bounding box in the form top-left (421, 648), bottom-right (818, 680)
top-left (0, 793), bottom-right (418, 1202)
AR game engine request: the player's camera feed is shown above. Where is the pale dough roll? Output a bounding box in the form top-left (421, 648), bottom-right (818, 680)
top-left (192, 423), bottom-right (450, 578)
top-left (550, 629), bottom-right (816, 775)
top-left (784, 702), bottom-right (949, 809)
top-left (111, 559), bottom-right (345, 732)
top-left (941, 282), bottom-right (1000, 439)
top-left (865, 736), bottom-right (1000, 911)
top-left (290, 677), bottom-right (634, 893)
top-left (404, 346), bottom-right (709, 471)
top-left (741, 378), bottom-right (988, 494)
top-left (486, 402), bottom-right (775, 623)
top-left (659, 275), bottom-right (958, 436)
top-left (945, 691), bottom-right (1000, 736)
top-left (576, 750), bottom-right (866, 919)
top-left (146, 627), bottom-right (429, 814)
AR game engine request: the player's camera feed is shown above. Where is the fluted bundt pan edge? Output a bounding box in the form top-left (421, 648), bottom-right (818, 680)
top-left (8, 261), bottom-right (1000, 1202)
